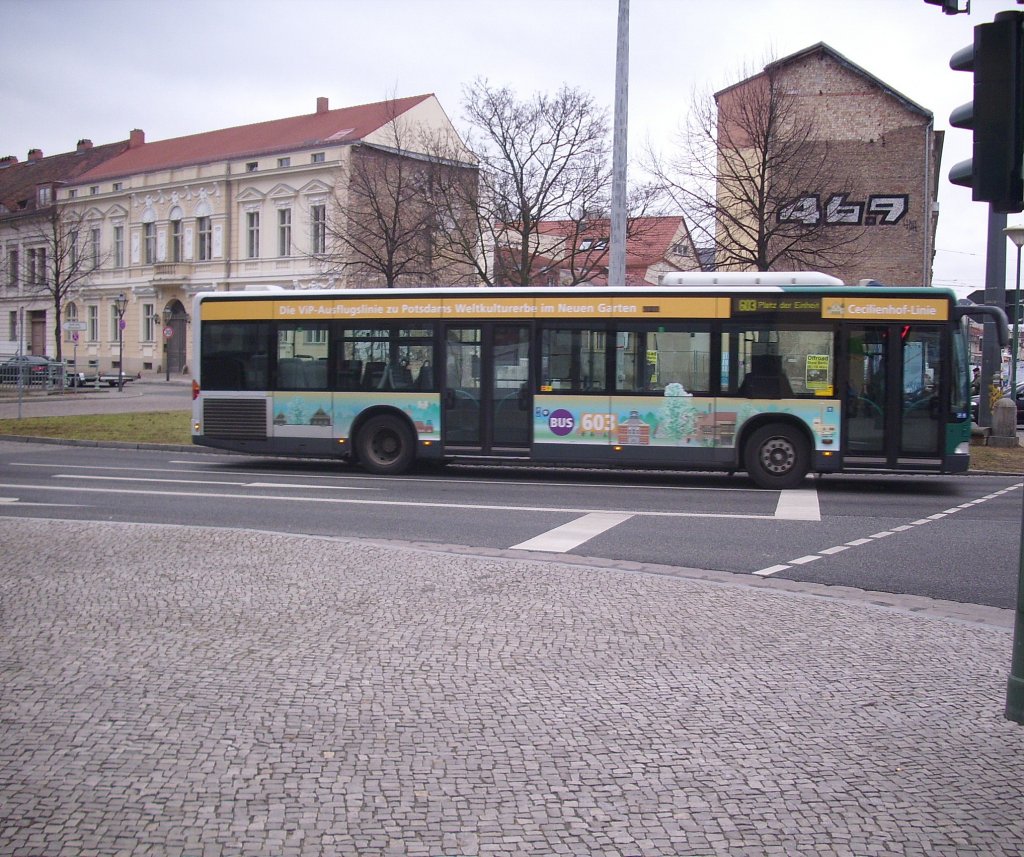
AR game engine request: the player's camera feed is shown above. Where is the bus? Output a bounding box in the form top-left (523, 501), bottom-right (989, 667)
top-left (190, 273), bottom-right (1007, 489)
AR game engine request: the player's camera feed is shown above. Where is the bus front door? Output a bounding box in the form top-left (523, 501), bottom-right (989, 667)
top-left (443, 324), bottom-right (532, 454)
top-left (843, 324), bottom-right (944, 467)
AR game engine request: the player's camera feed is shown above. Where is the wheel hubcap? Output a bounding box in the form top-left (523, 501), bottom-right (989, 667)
top-left (760, 438), bottom-right (795, 475)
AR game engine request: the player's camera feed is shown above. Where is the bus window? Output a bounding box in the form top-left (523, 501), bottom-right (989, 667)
top-left (540, 326), bottom-right (607, 392)
top-left (723, 326), bottom-right (835, 398)
top-left (276, 323), bottom-right (329, 390)
top-left (200, 320), bottom-right (270, 390)
top-left (615, 324), bottom-right (711, 394)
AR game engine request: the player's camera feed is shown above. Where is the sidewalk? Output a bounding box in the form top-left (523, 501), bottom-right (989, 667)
top-left (1, 516), bottom-right (1022, 856)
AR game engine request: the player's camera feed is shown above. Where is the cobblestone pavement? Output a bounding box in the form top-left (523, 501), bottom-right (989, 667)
top-left (2, 517), bottom-right (1024, 856)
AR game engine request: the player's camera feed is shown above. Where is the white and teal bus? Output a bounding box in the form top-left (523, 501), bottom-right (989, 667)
top-left (191, 273), bottom-right (1007, 489)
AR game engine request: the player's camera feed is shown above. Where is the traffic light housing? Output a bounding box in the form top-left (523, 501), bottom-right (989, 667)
top-left (949, 10), bottom-right (1024, 213)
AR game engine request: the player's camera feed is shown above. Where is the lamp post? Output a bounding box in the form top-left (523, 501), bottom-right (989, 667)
top-left (162, 307), bottom-right (172, 382)
top-left (114, 292), bottom-right (127, 393)
top-left (1004, 226), bottom-right (1024, 395)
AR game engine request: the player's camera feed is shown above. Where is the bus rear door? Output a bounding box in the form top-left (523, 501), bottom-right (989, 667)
top-left (443, 324), bottom-right (532, 454)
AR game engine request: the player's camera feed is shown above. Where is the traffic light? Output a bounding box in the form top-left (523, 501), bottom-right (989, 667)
top-left (949, 10), bottom-right (1024, 213)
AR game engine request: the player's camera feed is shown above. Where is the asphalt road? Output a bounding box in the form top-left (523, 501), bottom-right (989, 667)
top-left (0, 439), bottom-right (1019, 611)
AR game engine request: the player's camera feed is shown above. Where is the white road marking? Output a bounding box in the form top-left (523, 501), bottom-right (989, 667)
top-left (51, 474), bottom-right (376, 491)
top-left (751, 482), bottom-right (1024, 577)
top-left (752, 564), bottom-right (790, 577)
top-left (510, 512), bottom-right (634, 553)
top-left (774, 488), bottom-right (821, 521)
top-left (0, 482), bottom-right (778, 520)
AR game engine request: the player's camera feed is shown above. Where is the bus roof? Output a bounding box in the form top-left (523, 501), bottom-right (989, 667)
top-left (659, 272), bottom-right (844, 287)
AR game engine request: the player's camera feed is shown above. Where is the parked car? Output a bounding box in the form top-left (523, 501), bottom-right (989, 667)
top-left (0, 355), bottom-right (61, 386)
top-left (67, 368), bottom-right (134, 388)
top-left (971, 382), bottom-right (1024, 425)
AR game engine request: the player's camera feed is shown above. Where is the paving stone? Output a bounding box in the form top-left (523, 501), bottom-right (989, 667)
top-left (1, 517), bottom-right (1024, 855)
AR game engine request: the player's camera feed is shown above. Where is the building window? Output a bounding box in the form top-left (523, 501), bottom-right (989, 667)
top-left (87, 305), bottom-right (98, 342)
top-left (9, 311), bottom-right (17, 340)
top-left (198, 217), bottom-right (212, 261)
top-left (64, 304), bottom-right (79, 342)
top-left (68, 189), bottom-right (77, 199)
top-left (8, 249), bottom-right (18, 286)
top-left (311, 152), bottom-right (325, 164)
top-left (90, 186), bottom-right (99, 196)
top-left (277, 157), bottom-right (290, 168)
top-left (89, 228), bottom-right (100, 269)
top-left (246, 161), bottom-right (258, 172)
top-left (38, 186), bottom-right (52, 205)
top-left (70, 231), bottom-right (79, 269)
top-left (142, 303), bottom-right (155, 341)
top-left (27, 248), bottom-right (46, 284)
top-left (311, 204), bottom-right (326, 254)
top-left (171, 219), bottom-right (182, 262)
top-left (112, 182), bottom-right (122, 191)
top-left (144, 223), bottom-right (156, 264)
top-left (278, 208), bottom-right (292, 256)
top-left (110, 304), bottom-right (120, 342)
top-left (246, 212), bottom-right (260, 258)
top-left (113, 225), bottom-right (124, 267)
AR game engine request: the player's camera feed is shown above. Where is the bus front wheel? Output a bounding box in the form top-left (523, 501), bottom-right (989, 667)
top-left (356, 415), bottom-right (415, 475)
top-left (744, 424), bottom-right (809, 490)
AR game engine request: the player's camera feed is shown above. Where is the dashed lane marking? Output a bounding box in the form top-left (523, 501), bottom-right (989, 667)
top-left (752, 481), bottom-right (1024, 576)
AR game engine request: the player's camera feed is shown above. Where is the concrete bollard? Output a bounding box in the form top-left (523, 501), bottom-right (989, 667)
top-left (989, 397), bottom-right (1020, 447)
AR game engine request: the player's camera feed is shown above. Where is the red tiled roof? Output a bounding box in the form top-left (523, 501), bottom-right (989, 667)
top-left (77, 94), bottom-right (435, 182)
top-left (536, 215), bottom-right (689, 268)
top-left (0, 139), bottom-right (131, 216)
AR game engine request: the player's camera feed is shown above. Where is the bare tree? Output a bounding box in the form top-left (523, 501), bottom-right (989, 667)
top-left (18, 202), bottom-right (104, 360)
top-left (430, 80), bottom-right (615, 287)
top-left (316, 98), bottom-right (476, 287)
top-left (647, 64), bottom-right (866, 272)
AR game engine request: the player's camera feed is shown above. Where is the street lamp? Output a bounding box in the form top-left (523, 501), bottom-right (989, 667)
top-left (162, 307), bottom-right (172, 382)
top-left (1004, 225), bottom-right (1024, 395)
top-left (114, 292), bottom-right (127, 392)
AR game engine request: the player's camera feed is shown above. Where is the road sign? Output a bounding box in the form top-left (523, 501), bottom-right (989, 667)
top-left (63, 321), bottom-right (87, 332)
top-left (163, 326), bottom-right (174, 339)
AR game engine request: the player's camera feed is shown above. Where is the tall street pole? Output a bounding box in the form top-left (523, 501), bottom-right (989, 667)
top-left (608, 0), bottom-right (628, 288)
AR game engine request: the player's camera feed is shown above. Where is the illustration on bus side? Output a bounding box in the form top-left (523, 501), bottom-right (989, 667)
top-left (271, 392), bottom-right (441, 440)
top-left (534, 387), bottom-right (839, 450)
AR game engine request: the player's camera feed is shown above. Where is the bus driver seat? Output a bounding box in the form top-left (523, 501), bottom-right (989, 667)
top-left (738, 354), bottom-right (793, 398)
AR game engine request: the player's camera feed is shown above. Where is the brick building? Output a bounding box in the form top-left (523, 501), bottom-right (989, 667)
top-left (716, 43), bottom-right (942, 286)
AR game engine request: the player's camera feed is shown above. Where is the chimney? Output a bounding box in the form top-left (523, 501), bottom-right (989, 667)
top-left (76, 138), bottom-right (93, 153)
top-left (0, 155), bottom-right (18, 168)
top-left (316, 96), bottom-right (329, 114)
top-left (129, 129), bottom-right (145, 148)
top-left (27, 148), bottom-right (43, 162)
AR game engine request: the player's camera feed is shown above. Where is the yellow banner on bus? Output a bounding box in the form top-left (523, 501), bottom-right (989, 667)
top-left (200, 295), bottom-right (733, 321)
top-left (821, 297), bottom-right (948, 321)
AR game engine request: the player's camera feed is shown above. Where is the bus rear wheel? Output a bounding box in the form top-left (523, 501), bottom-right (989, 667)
top-left (744, 424), bottom-right (809, 490)
top-left (356, 415), bottom-right (415, 475)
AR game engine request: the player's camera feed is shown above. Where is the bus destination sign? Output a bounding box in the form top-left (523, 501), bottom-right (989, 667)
top-left (733, 296), bottom-right (821, 315)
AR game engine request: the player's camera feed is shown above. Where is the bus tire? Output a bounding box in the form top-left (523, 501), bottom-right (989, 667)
top-left (744, 424), bottom-right (809, 490)
top-left (356, 415), bottom-right (415, 475)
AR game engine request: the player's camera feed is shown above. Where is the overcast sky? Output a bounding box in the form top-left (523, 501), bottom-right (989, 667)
top-left (3, 0), bottom-right (1022, 293)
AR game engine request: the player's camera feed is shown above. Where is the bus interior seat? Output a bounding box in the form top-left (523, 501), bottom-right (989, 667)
top-left (738, 354), bottom-right (793, 398)
top-left (362, 361), bottom-right (386, 389)
top-left (415, 361), bottom-right (433, 390)
top-left (337, 359), bottom-right (362, 390)
top-left (277, 358), bottom-right (306, 389)
top-left (388, 363), bottom-right (414, 390)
